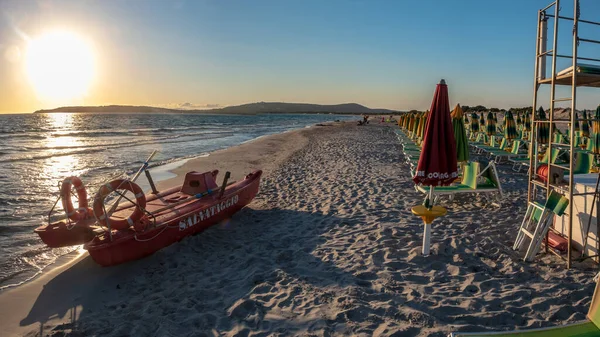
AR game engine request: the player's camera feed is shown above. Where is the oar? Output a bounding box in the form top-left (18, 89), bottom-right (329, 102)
top-left (108, 150), bottom-right (159, 214)
top-left (151, 180), bottom-right (237, 215)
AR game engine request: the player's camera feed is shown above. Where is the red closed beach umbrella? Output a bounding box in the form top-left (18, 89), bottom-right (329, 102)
top-left (413, 79), bottom-right (458, 187)
top-left (412, 79), bottom-right (457, 256)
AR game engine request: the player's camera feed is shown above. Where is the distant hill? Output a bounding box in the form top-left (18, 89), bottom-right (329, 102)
top-left (202, 102), bottom-right (396, 114)
top-left (34, 102), bottom-right (398, 115)
top-left (34, 105), bottom-right (176, 114)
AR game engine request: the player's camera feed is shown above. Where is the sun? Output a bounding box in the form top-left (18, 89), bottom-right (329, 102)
top-left (26, 31), bottom-right (94, 102)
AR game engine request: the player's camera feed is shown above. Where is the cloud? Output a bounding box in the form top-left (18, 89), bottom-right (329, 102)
top-left (159, 102), bottom-right (223, 110)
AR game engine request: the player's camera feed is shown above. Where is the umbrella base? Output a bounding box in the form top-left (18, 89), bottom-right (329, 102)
top-left (412, 205), bottom-right (447, 256)
top-left (411, 205), bottom-right (447, 224)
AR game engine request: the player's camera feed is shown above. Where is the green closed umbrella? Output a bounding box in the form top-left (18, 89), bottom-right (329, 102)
top-left (583, 109), bottom-right (590, 138)
top-left (413, 113), bottom-right (421, 136)
top-left (504, 110), bottom-right (518, 141)
top-left (451, 104), bottom-right (469, 163)
top-left (407, 113), bottom-right (414, 129)
top-left (593, 106), bottom-right (600, 155)
top-left (574, 111), bottom-right (581, 133)
top-left (525, 112), bottom-right (532, 132)
top-left (537, 107), bottom-right (550, 145)
top-left (486, 111), bottom-right (496, 137)
top-left (408, 114), bottom-right (414, 129)
top-left (416, 111), bottom-right (426, 138)
top-left (470, 113), bottom-right (479, 134)
top-left (421, 112), bottom-right (428, 139)
top-left (495, 112), bottom-right (501, 133)
top-left (413, 113), bottom-right (420, 135)
top-left (479, 113), bottom-right (486, 133)
top-left (516, 113), bottom-right (522, 126)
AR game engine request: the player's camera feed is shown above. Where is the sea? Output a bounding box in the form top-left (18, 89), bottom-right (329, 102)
top-left (0, 112), bottom-right (354, 289)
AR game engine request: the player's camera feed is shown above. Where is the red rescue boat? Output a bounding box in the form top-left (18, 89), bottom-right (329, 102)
top-left (35, 164), bottom-right (261, 266)
top-left (84, 170), bottom-right (261, 266)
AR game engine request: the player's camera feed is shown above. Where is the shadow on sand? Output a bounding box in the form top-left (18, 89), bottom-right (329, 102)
top-left (20, 207), bottom-right (359, 335)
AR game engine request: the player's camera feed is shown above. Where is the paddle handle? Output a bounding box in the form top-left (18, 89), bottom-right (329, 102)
top-left (131, 150), bottom-right (158, 182)
top-left (108, 150), bottom-right (158, 214)
top-left (218, 172), bottom-right (231, 199)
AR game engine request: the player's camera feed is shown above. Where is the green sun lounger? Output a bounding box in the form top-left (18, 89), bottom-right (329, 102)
top-left (553, 133), bottom-right (566, 144)
top-left (509, 143), bottom-right (532, 172)
top-left (416, 161), bottom-right (503, 201)
top-left (539, 147), bottom-right (564, 165)
top-left (475, 136), bottom-right (501, 155)
top-left (513, 191), bottom-right (569, 261)
top-left (470, 133), bottom-right (489, 150)
top-left (486, 138), bottom-right (507, 154)
top-left (475, 135), bottom-right (499, 153)
top-left (573, 135), bottom-right (582, 148)
top-left (573, 152), bottom-right (596, 174)
top-left (509, 156), bottom-right (531, 172)
top-left (490, 140), bottom-right (523, 163)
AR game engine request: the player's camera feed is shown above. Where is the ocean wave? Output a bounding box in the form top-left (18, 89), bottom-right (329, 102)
top-left (22, 130), bottom-right (232, 151)
top-left (4, 132), bottom-right (234, 163)
top-left (2, 148), bottom-right (107, 163)
top-left (49, 125), bottom-right (226, 138)
top-left (0, 133), bottom-right (47, 140)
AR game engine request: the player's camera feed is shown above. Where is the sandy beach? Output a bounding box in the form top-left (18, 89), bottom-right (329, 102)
top-left (0, 121), bottom-right (598, 336)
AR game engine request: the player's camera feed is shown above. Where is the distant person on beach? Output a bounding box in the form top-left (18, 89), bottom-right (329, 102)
top-left (358, 115), bottom-right (369, 125)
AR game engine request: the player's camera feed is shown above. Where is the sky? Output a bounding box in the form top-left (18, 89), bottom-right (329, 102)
top-left (1, 0), bottom-right (600, 113)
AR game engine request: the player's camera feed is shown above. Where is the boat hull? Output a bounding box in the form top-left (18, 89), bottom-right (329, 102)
top-left (34, 221), bottom-right (96, 248)
top-left (84, 170), bottom-right (262, 266)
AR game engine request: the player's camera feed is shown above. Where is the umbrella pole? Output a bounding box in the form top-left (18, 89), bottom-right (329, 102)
top-left (423, 186), bottom-right (435, 256)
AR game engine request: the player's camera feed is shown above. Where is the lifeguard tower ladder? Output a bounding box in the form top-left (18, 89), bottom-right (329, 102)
top-left (526, 0), bottom-right (600, 268)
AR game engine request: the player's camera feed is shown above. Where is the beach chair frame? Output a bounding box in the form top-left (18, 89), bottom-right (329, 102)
top-left (513, 191), bottom-right (569, 262)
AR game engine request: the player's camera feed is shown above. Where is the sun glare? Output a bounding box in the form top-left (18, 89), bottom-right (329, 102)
top-left (26, 31), bottom-right (94, 102)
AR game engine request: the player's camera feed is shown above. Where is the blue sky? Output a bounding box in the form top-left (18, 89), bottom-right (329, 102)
top-left (1, 0), bottom-right (600, 112)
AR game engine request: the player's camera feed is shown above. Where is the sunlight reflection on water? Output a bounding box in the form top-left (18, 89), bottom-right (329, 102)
top-left (0, 112), bottom-right (353, 289)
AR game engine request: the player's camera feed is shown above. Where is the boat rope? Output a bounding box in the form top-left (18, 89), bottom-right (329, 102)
top-left (133, 224), bottom-right (171, 242)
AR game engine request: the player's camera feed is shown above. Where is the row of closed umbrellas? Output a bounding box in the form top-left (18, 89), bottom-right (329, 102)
top-left (399, 104), bottom-right (600, 162)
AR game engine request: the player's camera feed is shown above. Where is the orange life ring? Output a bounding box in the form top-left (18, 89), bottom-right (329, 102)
top-left (537, 164), bottom-right (549, 183)
top-left (60, 176), bottom-right (92, 221)
top-left (93, 179), bottom-right (146, 230)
